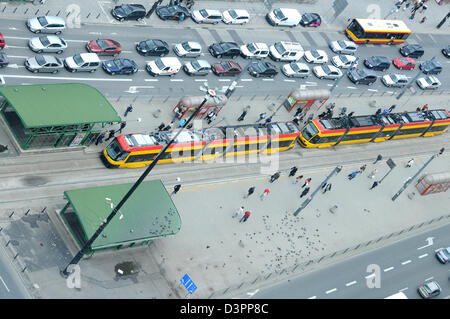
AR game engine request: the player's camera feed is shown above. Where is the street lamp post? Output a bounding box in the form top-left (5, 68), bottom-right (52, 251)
top-left (437, 11), bottom-right (450, 29)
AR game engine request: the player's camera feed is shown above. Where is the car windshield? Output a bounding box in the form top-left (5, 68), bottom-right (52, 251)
top-left (390, 74), bottom-right (398, 82)
top-left (356, 69), bottom-right (366, 77)
top-left (247, 43), bottom-right (257, 53)
top-left (37, 16), bottom-right (48, 26)
top-left (274, 42), bottom-right (286, 55)
top-left (423, 285), bottom-right (433, 294)
top-left (155, 59), bottom-right (165, 70)
top-left (114, 59), bottom-right (124, 69)
top-left (191, 60), bottom-right (200, 70)
top-left (145, 40), bottom-right (156, 50)
top-left (122, 5), bottom-right (132, 15)
top-left (311, 50), bottom-right (320, 58)
top-left (301, 123), bottom-right (319, 140)
top-left (273, 9), bottom-right (285, 20)
top-left (337, 40), bottom-right (346, 48)
top-left (72, 54), bottom-right (84, 66)
top-left (39, 36), bottom-right (50, 46)
top-left (290, 63), bottom-right (300, 72)
top-left (303, 14), bottom-right (313, 22)
top-left (35, 55), bottom-right (46, 66)
top-left (340, 55), bottom-right (349, 64)
top-left (322, 65), bottom-right (331, 74)
top-left (182, 42), bottom-right (192, 51)
top-left (106, 140), bottom-right (129, 162)
top-left (400, 58), bottom-right (409, 64)
top-left (167, 7), bottom-right (177, 15)
top-left (424, 77), bottom-right (433, 85)
top-left (404, 46), bottom-right (414, 54)
top-left (372, 57), bottom-right (381, 64)
top-left (229, 10), bottom-right (238, 19)
top-left (97, 40), bottom-right (108, 50)
top-left (442, 248), bottom-right (450, 258)
top-left (199, 9), bottom-right (208, 17)
top-left (220, 62), bottom-right (231, 70)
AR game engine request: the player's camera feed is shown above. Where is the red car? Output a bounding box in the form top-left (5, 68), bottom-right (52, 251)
top-left (212, 61), bottom-right (242, 76)
top-left (0, 32), bottom-right (5, 49)
top-left (86, 39), bottom-right (122, 56)
top-left (393, 57), bottom-right (415, 70)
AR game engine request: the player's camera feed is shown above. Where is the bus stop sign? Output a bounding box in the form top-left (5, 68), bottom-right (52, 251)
top-left (180, 273), bottom-right (198, 295)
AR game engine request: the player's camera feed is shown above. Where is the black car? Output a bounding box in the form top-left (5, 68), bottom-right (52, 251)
top-left (419, 60), bottom-right (443, 74)
top-left (399, 44), bottom-right (424, 58)
top-left (300, 13), bottom-right (321, 27)
top-left (208, 42), bottom-right (240, 59)
top-left (156, 5), bottom-right (190, 21)
top-left (348, 69), bottom-right (377, 85)
top-left (136, 39), bottom-right (169, 56)
top-left (111, 4), bottom-right (146, 21)
top-left (364, 56), bottom-right (390, 71)
top-left (442, 45), bottom-right (450, 58)
top-left (0, 52), bottom-right (9, 68)
top-left (248, 61), bottom-right (278, 78)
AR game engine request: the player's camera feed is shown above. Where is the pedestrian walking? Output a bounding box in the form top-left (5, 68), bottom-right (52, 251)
top-left (270, 171), bottom-right (281, 183)
top-left (336, 165), bottom-right (343, 174)
top-left (388, 104), bottom-right (396, 113)
top-left (359, 164), bottom-right (367, 173)
top-left (240, 211), bottom-right (251, 223)
top-left (373, 154), bottom-right (383, 164)
top-left (105, 129), bottom-right (116, 142)
top-left (368, 168), bottom-right (378, 179)
top-left (232, 206), bottom-right (244, 219)
top-left (323, 183), bottom-right (332, 194)
top-left (422, 104), bottom-right (428, 111)
top-left (95, 132), bottom-right (105, 145)
top-left (404, 2), bottom-right (410, 10)
top-left (264, 117), bottom-right (272, 124)
top-left (347, 111), bottom-right (355, 117)
top-left (348, 171), bottom-right (358, 180)
top-left (293, 174), bottom-right (303, 184)
top-left (124, 104), bottom-right (133, 117)
top-left (40, 0), bottom-right (46, 4)
top-left (295, 108), bottom-right (303, 116)
top-left (293, 115), bottom-right (301, 125)
top-left (439, 147), bottom-right (445, 155)
top-left (260, 188), bottom-right (270, 201)
top-left (237, 110), bottom-right (248, 121)
top-left (118, 122), bottom-right (126, 134)
top-left (409, 12), bottom-right (415, 20)
top-left (375, 108), bottom-right (382, 116)
top-left (206, 111), bottom-right (216, 125)
top-left (157, 122), bottom-right (165, 131)
top-left (321, 182), bottom-right (327, 189)
top-left (382, 109), bottom-right (389, 115)
top-left (302, 177), bottom-right (311, 188)
top-left (178, 12), bottom-right (185, 24)
top-left (420, 16), bottom-right (426, 23)
top-left (244, 186), bottom-right (255, 198)
top-left (369, 181), bottom-right (379, 190)
top-left (406, 158), bottom-right (414, 168)
top-left (163, 121), bottom-right (174, 131)
top-left (256, 112), bottom-right (267, 123)
top-left (289, 166), bottom-right (298, 177)
top-left (421, 4), bottom-right (427, 12)
top-left (171, 184), bottom-right (181, 196)
top-left (0, 144), bottom-right (8, 153)
top-left (300, 187), bottom-right (310, 198)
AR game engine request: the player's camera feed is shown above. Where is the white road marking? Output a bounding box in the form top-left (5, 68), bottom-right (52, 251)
top-left (401, 260), bottom-right (412, 265)
top-left (365, 273), bottom-right (375, 279)
top-left (345, 281), bottom-right (357, 287)
top-left (386, 91), bottom-right (394, 94)
top-left (195, 79), bottom-right (208, 82)
top-left (327, 84), bottom-right (333, 86)
top-left (384, 267), bottom-right (394, 272)
top-left (0, 276), bottom-right (9, 292)
top-left (89, 32), bottom-right (102, 35)
top-left (418, 253), bottom-right (428, 259)
top-left (307, 296), bottom-right (317, 299)
top-left (5, 45), bottom-right (27, 49)
top-left (8, 27), bottom-right (17, 30)
top-left (399, 287), bottom-right (408, 292)
top-left (305, 81), bottom-right (317, 85)
top-left (240, 78), bottom-right (253, 81)
top-left (262, 79), bottom-right (274, 81)
top-left (425, 277), bottom-right (434, 282)
top-left (325, 288), bottom-right (337, 294)
top-left (1, 74), bottom-right (133, 82)
top-left (170, 79), bottom-right (183, 82)
top-left (367, 89), bottom-right (378, 92)
top-left (284, 79), bottom-right (296, 82)
top-left (6, 55), bottom-right (28, 59)
top-left (122, 51), bottom-right (133, 54)
top-left (428, 34), bottom-right (437, 44)
top-left (145, 79), bottom-right (159, 82)
top-left (218, 79), bottom-right (231, 82)
top-left (417, 237), bottom-right (434, 250)
top-left (246, 289), bottom-right (259, 297)
top-left (97, 1), bottom-right (114, 23)
top-left (347, 86), bottom-right (357, 89)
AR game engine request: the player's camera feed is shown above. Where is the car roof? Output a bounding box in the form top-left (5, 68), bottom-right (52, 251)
top-left (278, 8), bottom-right (301, 17)
top-left (250, 42), bottom-right (269, 49)
top-left (44, 35), bottom-right (64, 43)
top-left (126, 4), bottom-right (146, 10)
top-left (184, 41), bottom-right (201, 49)
top-left (194, 60), bottom-right (211, 67)
top-left (78, 53), bottom-right (100, 62)
top-left (276, 41), bottom-right (303, 50)
top-left (159, 57), bottom-right (181, 66)
top-left (405, 44), bottom-right (423, 49)
top-left (228, 9), bottom-right (249, 16)
top-left (41, 55), bottom-right (61, 63)
top-left (201, 9), bottom-right (222, 15)
top-left (391, 73), bottom-right (407, 80)
top-left (426, 281), bottom-right (441, 291)
top-left (39, 16), bottom-right (66, 25)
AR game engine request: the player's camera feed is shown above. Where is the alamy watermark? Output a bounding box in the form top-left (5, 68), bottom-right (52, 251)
top-left (66, 4), bottom-right (81, 29)
top-left (366, 264), bottom-right (381, 289)
top-left (65, 264), bottom-right (81, 289)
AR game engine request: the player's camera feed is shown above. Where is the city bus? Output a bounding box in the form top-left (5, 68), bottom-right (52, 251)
top-left (298, 109), bottom-right (450, 148)
top-left (346, 18), bottom-right (411, 44)
top-left (101, 122), bottom-right (300, 168)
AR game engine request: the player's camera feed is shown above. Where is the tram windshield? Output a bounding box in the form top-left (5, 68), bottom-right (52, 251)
top-left (301, 123), bottom-right (319, 141)
top-left (106, 139), bottom-right (129, 161)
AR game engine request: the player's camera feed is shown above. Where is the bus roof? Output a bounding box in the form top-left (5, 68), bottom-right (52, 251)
top-left (355, 18), bottom-right (411, 33)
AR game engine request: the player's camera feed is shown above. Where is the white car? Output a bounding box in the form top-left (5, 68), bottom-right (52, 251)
top-left (313, 64), bottom-right (343, 80)
top-left (191, 9), bottom-right (222, 24)
top-left (240, 42), bottom-right (269, 59)
top-left (28, 35), bottom-right (67, 54)
top-left (146, 57), bottom-right (182, 76)
top-left (416, 75), bottom-right (441, 90)
top-left (331, 54), bottom-right (358, 69)
top-left (26, 16), bottom-right (66, 34)
top-left (266, 8), bottom-right (301, 27)
top-left (222, 9), bottom-right (249, 24)
top-left (381, 74), bottom-right (408, 88)
top-left (329, 40), bottom-right (357, 55)
top-left (303, 50), bottom-right (328, 64)
top-left (173, 41), bottom-right (202, 58)
top-left (281, 62), bottom-right (310, 78)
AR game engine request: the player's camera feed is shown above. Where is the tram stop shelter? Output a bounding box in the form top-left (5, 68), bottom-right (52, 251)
top-left (59, 180), bottom-right (182, 253)
top-left (416, 171), bottom-right (450, 196)
top-left (283, 88), bottom-right (330, 112)
top-left (173, 95), bottom-right (228, 120)
top-left (0, 83), bottom-right (121, 150)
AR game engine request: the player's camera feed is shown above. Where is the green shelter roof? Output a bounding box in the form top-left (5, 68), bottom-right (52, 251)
top-left (64, 180), bottom-right (182, 250)
top-left (0, 83), bottom-right (121, 128)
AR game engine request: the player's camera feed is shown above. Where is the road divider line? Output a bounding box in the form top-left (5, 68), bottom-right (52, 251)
top-left (424, 276), bottom-right (434, 282)
top-left (170, 79), bottom-right (184, 82)
top-left (325, 288), bottom-right (337, 294)
top-left (367, 89), bottom-right (378, 92)
top-left (418, 253), bottom-right (428, 259)
top-left (144, 79), bottom-right (159, 82)
top-left (401, 260), bottom-right (411, 265)
top-left (6, 55), bottom-right (28, 59)
top-left (262, 79), bottom-right (274, 81)
top-left (384, 267), bottom-right (394, 272)
top-left (307, 296), bottom-right (317, 299)
top-left (1, 74), bottom-right (133, 82)
top-left (5, 45), bottom-right (27, 49)
top-left (399, 287), bottom-right (408, 292)
top-left (195, 79), bottom-right (208, 82)
top-left (0, 276), bottom-right (10, 292)
top-left (240, 79), bottom-right (252, 82)
top-left (218, 79), bottom-right (230, 82)
top-left (347, 86), bottom-right (357, 89)
top-left (345, 281), bottom-right (357, 287)
top-left (284, 79), bottom-right (296, 82)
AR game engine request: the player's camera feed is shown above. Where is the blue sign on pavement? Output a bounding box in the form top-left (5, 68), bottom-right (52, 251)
top-left (180, 273), bottom-right (197, 295)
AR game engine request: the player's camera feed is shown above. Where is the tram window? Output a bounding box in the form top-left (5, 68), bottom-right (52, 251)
top-left (310, 135), bottom-right (320, 144)
top-left (179, 150), bottom-right (184, 156)
top-left (126, 153), bottom-right (155, 163)
top-left (210, 147), bottom-right (216, 154)
top-left (321, 136), bottom-right (339, 143)
top-left (428, 125), bottom-right (447, 132)
top-left (395, 127), bottom-right (427, 135)
top-left (278, 140), bottom-right (294, 148)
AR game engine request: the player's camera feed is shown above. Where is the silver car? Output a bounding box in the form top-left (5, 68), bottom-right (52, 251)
top-left (24, 55), bottom-right (63, 73)
top-left (26, 16), bottom-right (66, 34)
top-left (29, 35), bottom-right (67, 54)
top-left (174, 41), bottom-right (202, 58)
top-left (183, 59), bottom-right (211, 76)
top-left (418, 281), bottom-right (441, 299)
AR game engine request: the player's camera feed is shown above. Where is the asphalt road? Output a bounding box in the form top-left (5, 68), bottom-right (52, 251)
top-left (249, 222), bottom-right (450, 299)
top-left (0, 244), bottom-right (30, 299)
top-left (1, 17), bottom-right (450, 98)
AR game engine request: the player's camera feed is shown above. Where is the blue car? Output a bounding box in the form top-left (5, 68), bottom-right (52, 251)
top-left (102, 58), bottom-right (138, 75)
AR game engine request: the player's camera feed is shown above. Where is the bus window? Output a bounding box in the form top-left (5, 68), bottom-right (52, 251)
top-left (301, 123), bottom-right (319, 141)
top-left (347, 20), bottom-right (364, 38)
top-left (106, 140), bottom-right (130, 162)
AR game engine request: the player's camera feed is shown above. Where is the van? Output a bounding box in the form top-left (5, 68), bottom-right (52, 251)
top-left (64, 53), bottom-right (100, 73)
top-left (266, 8), bottom-right (301, 27)
top-left (191, 9), bottom-right (223, 24)
top-left (146, 57), bottom-right (182, 76)
top-left (399, 44), bottom-right (424, 58)
top-left (269, 41), bottom-right (304, 62)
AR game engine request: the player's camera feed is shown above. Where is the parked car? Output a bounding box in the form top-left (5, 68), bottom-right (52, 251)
top-left (303, 49), bottom-right (328, 64)
top-left (441, 45), bottom-right (450, 58)
top-left (364, 56), bottom-right (390, 71)
top-left (248, 61), bottom-right (278, 78)
top-left (26, 16), bottom-right (66, 34)
top-left (111, 4), bottom-right (146, 21)
top-left (222, 9), bottom-right (249, 24)
top-left (146, 57), bottom-right (182, 76)
top-left (173, 41), bottom-right (202, 58)
top-left (313, 64), bottom-right (343, 80)
top-left (393, 57), bottom-right (415, 70)
top-left (418, 281), bottom-right (441, 299)
top-left (211, 60), bottom-right (242, 76)
top-left (269, 41), bottom-right (304, 62)
top-left (208, 42), bottom-right (240, 58)
top-left (136, 39), bottom-right (169, 57)
top-left (0, 52), bottom-right (8, 67)
top-left (420, 60), bottom-right (443, 74)
top-left (416, 75), bottom-right (441, 90)
top-left (183, 59), bottom-right (211, 76)
top-left (381, 73), bottom-right (408, 87)
top-left (266, 8), bottom-right (301, 27)
top-left (240, 42), bottom-right (269, 59)
top-left (281, 62), bottom-right (310, 78)
top-left (156, 5), bottom-right (190, 20)
top-left (64, 53), bottom-right (100, 73)
top-left (28, 35), bottom-right (67, 54)
top-left (329, 40), bottom-right (357, 55)
top-left (24, 55), bottom-right (63, 73)
top-left (300, 13), bottom-right (321, 27)
top-left (399, 44), bottom-right (424, 58)
top-left (331, 54), bottom-right (358, 69)
top-left (86, 39), bottom-right (121, 56)
top-left (103, 58), bottom-right (138, 75)
top-left (348, 69), bottom-right (377, 85)
top-left (0, 32), bottom-right (5, 49)
top-left (435, 246), bottom-right (450, 264)
top-left (191, 9), bottom-right (222, 24)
